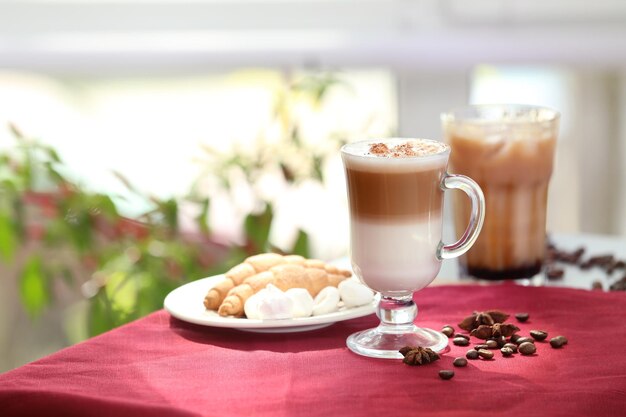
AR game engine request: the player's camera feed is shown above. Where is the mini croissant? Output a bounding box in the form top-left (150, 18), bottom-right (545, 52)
top-left (217, 263), bottom-right (350, 317)
top-left (203, 253), bottom-right (350, 310)
top-left (203, 253), bottom-right (300, 310)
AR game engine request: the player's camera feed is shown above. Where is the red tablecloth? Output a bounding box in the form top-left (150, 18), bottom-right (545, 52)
top-left (1, 284), bottom-right (625, 417)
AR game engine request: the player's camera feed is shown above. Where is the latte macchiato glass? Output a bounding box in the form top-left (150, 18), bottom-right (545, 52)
top-left (441, 105), bottom-right (560, 280)
top-left (342, 138), bottom-right (485, 358)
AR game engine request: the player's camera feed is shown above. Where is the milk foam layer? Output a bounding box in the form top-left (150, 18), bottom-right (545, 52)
top-left (350, 217), bottom-right (442, 294)
top-left (342, 138), bottom-right (449, 173)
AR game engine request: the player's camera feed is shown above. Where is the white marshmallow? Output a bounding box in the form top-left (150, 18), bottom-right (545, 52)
top-left (312, 286), bottom-right (340, 316)
top-left (244, 284), bottom-right (293, 320)
top-left (285, 288), bottom-right (314, 318)
top-left (338, 279), bottom-right (375, 308)
top-left (244, 290), bottom-right (265, 320)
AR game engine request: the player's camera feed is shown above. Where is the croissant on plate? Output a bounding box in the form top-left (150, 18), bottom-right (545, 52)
top-left (216, 263), bottom-right (351, 317)
top-left (203, 253), bottom-right (351, 311)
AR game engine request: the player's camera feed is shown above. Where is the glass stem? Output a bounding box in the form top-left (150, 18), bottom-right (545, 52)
top-left (377, 295), bottom-right (417, 330)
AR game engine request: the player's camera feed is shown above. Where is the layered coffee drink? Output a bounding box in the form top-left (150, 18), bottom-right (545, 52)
top-left (442, 105), bottom-right (560, 280)
top-left (342, 139), bottom-right (449, 295)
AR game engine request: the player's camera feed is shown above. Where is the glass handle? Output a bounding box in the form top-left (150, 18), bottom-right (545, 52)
top-left (437, 174), bottom-right (485, 260)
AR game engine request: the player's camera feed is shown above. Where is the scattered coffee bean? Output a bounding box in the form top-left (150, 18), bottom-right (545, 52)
top-left (495, 336), bottom-right (507, 348)
top-left (439, 370), bottom-right (455, 380)
top-left (589, 254), bottom-right (614, 266)
top-left (441, 326), bottom-right (455, 337)
top-left (474, 344), bottom-right (489, 351)
top-left (530, 330), bottom-right (548, 341)
top-left (546, 267), bottom-right (563, 278)
top-left (548, 245), bottom-right (585, 264)
top-left (515, 337), bottom-right (535, 345)
top-left (503, 343), bottom-right (518, 353)
top-left (553, 335), bottom-right (568, 345)
top-left (519, 342), bottom-right (537, 355)
top-left (453, 357), bottom-right (468, 367)
top-left (580, 260), bottom-right (593, 270)
top-left (550, 337), bottom-right (565, 348)
top-left (454, 333), bottom-right (470, 340)
top-left (546, 267), bottom-right (564, 280)
top-left (486, 340), bottom-right (498, 349)
top-left (466, 350), bottom-right (479, 360)
top-left (478, 349), bottom-right (494, 360)
top-left (515, 312), bottom-right (529, 322)
top-left (571, 247), bottom-right (586, 262)
top-left (609, 276), bottom-right (626, 291)
top-left (453, 337), bottom-right (469, 346)
top-left (591, 280), bottom-right (603, 290)
top-left (607, 261), bottom-right (619, 274)
top-left (501, 347), bottom-right (514, 357)
top-left (510, 334), bottom-right (522, 344)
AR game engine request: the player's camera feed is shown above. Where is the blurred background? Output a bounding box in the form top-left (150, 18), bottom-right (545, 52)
top-left (1, 0), bottom-right (625, 371)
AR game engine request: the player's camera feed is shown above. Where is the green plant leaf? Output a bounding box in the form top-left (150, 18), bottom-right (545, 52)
top-left (0, 211), bottom-right (16, 262)
top-left (19, 256), bottom-right (49, 318)
top-left (67, 210), bottom-right (93, 252)
top-left (45, 147), bottom-right (61, 163)
top-left (244, 204), bottom-right (273, 252)
top-left (160, 198), bottom-right (178, 232)
top-left (291, 229), bottom-right (310, 258)
top-left (196, 198), bottom-right (210, 235)
top-left (88, 294), bottom-right (116, 337)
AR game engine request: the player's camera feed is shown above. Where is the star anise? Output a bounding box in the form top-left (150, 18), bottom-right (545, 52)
top-left (470, 323), bottom-right (520, 340)
top-left (458, 310), bottom-right (510, 331)
top-left (399, 346), bottom-right (440, 366)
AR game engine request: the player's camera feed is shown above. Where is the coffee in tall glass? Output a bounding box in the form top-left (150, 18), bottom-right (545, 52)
top-left (442, 105), bottom-right (560, 280)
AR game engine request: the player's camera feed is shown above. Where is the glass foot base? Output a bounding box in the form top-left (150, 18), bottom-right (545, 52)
top-left (346, 324), bottom-right (449, 359)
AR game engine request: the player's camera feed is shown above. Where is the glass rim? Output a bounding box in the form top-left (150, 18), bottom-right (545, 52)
top-left (340, 138), bottom-right (450, 160)
top-left (440, 104), bottom-right (560, 125)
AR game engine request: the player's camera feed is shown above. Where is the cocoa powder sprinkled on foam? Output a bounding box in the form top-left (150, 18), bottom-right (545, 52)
top-left (369, 143), bottom-right (391, 156)
top-left (368, 140), bottom-right (445, 158)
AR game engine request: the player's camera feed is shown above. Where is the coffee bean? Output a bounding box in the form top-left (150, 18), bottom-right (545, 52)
top-left (454, 334), bottom-right (470, 340)
top-left (453, 357), bottom-right (468, 367)
top-left (589, 254), bottom-right (614, 266)
top-left (439, 370), bottom-right (455, 380)
top-left (441, 326), bottom-right (455, 337)
top-left (610, 276), bottom-right (626, 291)
top-left (501, 347), bottom-right (514, 357)
top-left (530, 330), bottom-right (548, 341)
top-left (453, 337), bottom-right (469, 346)
top-left (474, 344), bottom-right (489, 350)
top-left (478, 349), bottom-right (494, 360)
top-left (466, 350), bottom-right (479, 360)
top-left (550, 337), bottom-right (565, 348)
top-left (486, 340), bottom-right (498, 349)
top-left (580, 260), bottom-right (593, 270)
top-left (515, 312), bottom-right (529, 322)
top-left (519, 342), bottom-right (537, 355)
top-left (495, 336), bottom-right (507, 348)
top-left (503, 343), bottom-right (518, 353)
top-left (546, 267), bottom-right (564, 280)
top-left (552, 335), bottom-right (568, 346)
top-left (515, 337), bottom-right (535, 345)
top-left (510, 334), bottom-right (522, 343)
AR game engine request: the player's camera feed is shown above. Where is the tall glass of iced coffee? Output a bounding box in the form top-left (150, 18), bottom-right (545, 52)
top-left (441, 105), bottom-right (560, 280)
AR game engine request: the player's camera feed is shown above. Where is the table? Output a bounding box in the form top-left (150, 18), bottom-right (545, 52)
top-left (1, 234), bottom-right (625, 417)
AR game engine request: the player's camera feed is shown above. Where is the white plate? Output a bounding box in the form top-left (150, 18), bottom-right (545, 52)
top-left (164, 275), bottom-right (377, 333)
